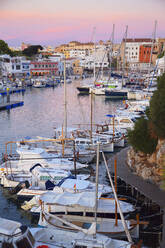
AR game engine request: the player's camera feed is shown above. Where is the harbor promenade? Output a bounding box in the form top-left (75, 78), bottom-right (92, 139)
top-left (106, 146), bottom-right (165, 247)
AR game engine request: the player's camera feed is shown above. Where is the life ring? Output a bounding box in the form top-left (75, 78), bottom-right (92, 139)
top-left (36, 245), bottom-right (49, 248)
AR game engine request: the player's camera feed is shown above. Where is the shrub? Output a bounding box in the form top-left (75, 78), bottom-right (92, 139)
top-left (150, 73), bottom-right (165, 139)
top-left (127, 117), bottom-right (158, 154)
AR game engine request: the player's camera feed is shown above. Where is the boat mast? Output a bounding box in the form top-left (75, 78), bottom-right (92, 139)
top-left (102, 152), bottom-right (133, 243)
top-left (94, 142), bottom-right (100, 237)
top-left (122, 25), bottom-right (128, 87)
top-left (93, 27), bottom-right (96, 84)
top-left (109, 24), bottom-right (115, 79)
top-left (147, 20), bottom-right (157, 88)
top-left (64, 59), bottom-right (67, 138)
top-left (90, 91), bottom-right (93, 140)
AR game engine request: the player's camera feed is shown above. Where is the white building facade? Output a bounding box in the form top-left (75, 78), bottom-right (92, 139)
top-left (0, 55), bottom-right (31, 76)
top-left (124, 39), bottom-right (152, 69)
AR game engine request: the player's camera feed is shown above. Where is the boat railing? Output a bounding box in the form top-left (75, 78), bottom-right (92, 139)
top-left (3, 137), bottom-right (75, 175)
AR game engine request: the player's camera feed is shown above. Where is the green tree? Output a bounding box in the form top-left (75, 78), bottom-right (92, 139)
top-left (150, 73), bottom-right (165, 139)
top-left (11, 50), bottom-right (23, 57)
top-left (22, 45), bottom-right (43, 57)
top-left (0, 40), bottom-right (12, 55)
top-left (127, 117), bottom-right (158, 154)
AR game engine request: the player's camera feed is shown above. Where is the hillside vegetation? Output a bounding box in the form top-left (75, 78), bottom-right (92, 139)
top-left (128, 73), bottom-right (165, 154)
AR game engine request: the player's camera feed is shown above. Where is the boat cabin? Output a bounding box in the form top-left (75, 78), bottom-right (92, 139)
top-left (0, 218), bottom-right (34, 248)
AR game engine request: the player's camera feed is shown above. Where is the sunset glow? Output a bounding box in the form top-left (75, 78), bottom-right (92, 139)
top-left (0, 0), bottom-right (164, 46)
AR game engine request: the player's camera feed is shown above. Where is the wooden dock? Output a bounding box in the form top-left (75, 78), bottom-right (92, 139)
top-left (107, 147), bottom-right (165, 208)
top-left (0, 88), bottom-right (25, 96)
top-left (0, 101), bottom-right (24, 111)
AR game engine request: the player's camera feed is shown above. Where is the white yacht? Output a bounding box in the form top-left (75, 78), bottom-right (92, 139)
top-left (33, 79), bottom-right (46, 88)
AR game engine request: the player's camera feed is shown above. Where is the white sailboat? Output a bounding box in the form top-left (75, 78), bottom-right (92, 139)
top-left (0, 216), bottom-right (133, 248)
top-left (26, 145), bottom-right (137, 240)
top-left (0, 144), bottom-right (88, 180)
top-left (18, 177), bottom-right (112, 202)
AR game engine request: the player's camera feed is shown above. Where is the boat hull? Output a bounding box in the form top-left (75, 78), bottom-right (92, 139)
top-left (105, 90), bottom-right (127, 99)
top-left (77, 87), bottom-right (89, 94)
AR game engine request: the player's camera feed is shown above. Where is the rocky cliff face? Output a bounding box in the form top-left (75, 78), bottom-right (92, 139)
top-left (127, 139), bottom-right (165, 186)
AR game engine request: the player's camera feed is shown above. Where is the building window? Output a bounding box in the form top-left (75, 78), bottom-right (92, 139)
top-left (49, 64), bottom-right (52, 67)
top-left (42, 64), bottom-right (45, 68)
top-left (35, 64), bottom-right (37, 68)
top-left (16, 65), bottom-right (20, 70)
top-left (45, 64), bottom-right (48, 68)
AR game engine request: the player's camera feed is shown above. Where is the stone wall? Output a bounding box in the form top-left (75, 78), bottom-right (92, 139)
top-left (127, 139), bottom-right (165, 186)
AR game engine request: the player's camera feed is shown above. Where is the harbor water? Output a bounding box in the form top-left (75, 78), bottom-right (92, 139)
top-left (0, 79), bottom-right (163, 247)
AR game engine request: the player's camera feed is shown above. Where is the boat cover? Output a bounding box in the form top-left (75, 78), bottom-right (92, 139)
top-left (60, 178), bottom-right (90, 190)
top-left (0, 218), bottom-right (21, 235)
top-left (40, 191), bottom-right (102, 207)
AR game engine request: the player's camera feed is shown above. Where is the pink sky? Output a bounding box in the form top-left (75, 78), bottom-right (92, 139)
top-left (0, 0), bottom-right (165, 47)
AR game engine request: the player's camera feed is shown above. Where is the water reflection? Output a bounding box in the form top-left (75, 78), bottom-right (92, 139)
top-left (0, 81), bottom-right (123, 154)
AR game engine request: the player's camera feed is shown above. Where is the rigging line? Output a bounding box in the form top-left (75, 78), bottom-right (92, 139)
top-left (96, 26), bottom-right (115, 82)
top-left (97, 28), bottom-right (116, 83)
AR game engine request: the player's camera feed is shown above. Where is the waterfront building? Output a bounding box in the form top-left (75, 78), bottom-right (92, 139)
top-left (80, 46), bottom-right (109, 71)
top-left (48, 52), bottom-right (65, 62)
top-left (0, 55), bottom-right (31, 77)
top-left (69, 49), bottom-right (88, 59)
top-left (121, 38), bottom-right (153, 70)
top-left (120, 38), bottom-right (165, 70)
top-left (0, 55), bottom-right (12, 77)
top-left (72, 59), bottom-right (83, 75)
top-left (30, 60), bottom-right (59, 76)
top-left (11, 57), bottom-right (31, 76)
top-left (54, 41), bottom-right (94, 59)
